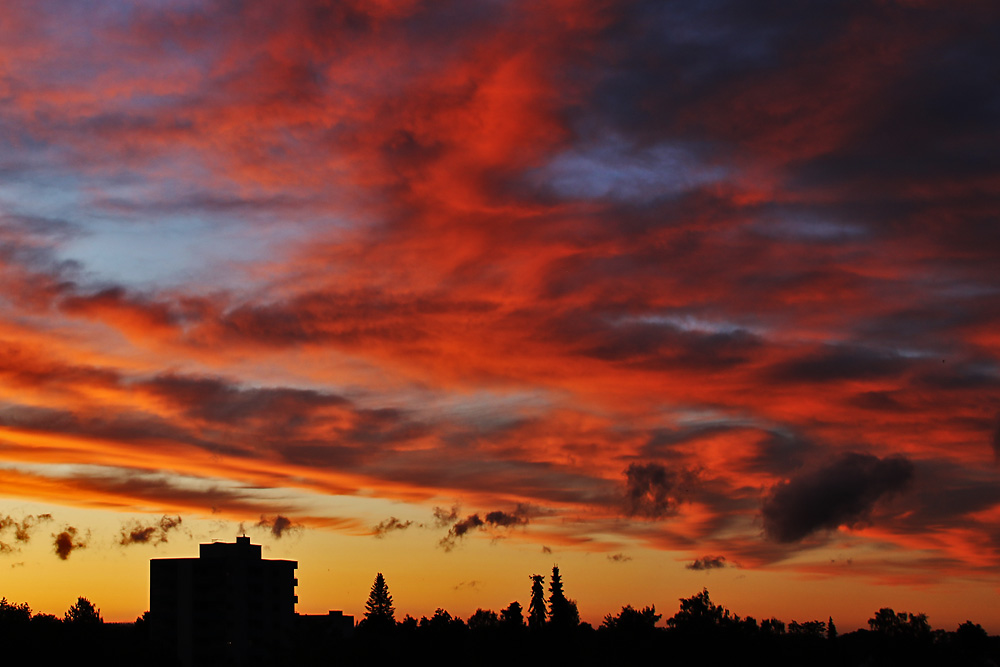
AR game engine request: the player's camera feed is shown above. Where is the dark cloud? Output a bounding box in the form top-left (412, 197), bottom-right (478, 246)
top-left (53, 527), bottom-right (88, 560)
top-left (992, 412), bottom-right (1000, 462)
top-left (139, 374), bottom-right (349, 426)
top-left (372, 517), bottom-right (416, 538)
top-left (59, 469), bottom-right (299, 517)
top-left (0, 403), bottom-right (231, 457)
top-left (892, 459), bottom-right (1000, 531)
top-left (118, 515), bottom-right (183, 546)
top-left (257, 514), bottom-right (301, 539)
top-left (0, 342), bottom-right (121, 392)
top-left (607, 553), bottom-right (632, 563)
top-left (209, 290), bottom-right (495, 348)
top-left (912, 362), bottom-right (1000, 392)
top-left (743, 431), bottom-right (818, 476)
top-left (439, 505), bottom-right (531, 551)
top-left (788, 11), bottom-right (1000, 195)
top-left (849, 391), bottom-right (910, 413)
top-left (768, 345), bottom-right (909, 384)
top-left (483, 510), bottom-right (529, 528)
top-left (687, 555), bottom-right (727, 571)
top-left (622, 462), bottom-right (693, 519)
top-left (541, 311), bottom-right (761, 372)
top-left (761, 453), bottom-right (914, 543)
top-left (440, 515), bottom-right (484, 551)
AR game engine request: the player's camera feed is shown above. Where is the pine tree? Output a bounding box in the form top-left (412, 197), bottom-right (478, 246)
top-left (363, 572), bottom-right (395, 630)
top-left (528, 574), bottom-right (546, 629)
top-left (547, 565), bottom-right (579, 629)
top-left (827, 616), bottom-right (837, 640)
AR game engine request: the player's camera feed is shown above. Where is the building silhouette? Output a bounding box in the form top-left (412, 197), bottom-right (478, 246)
top-left (150, 536), bottom-right (297, 666)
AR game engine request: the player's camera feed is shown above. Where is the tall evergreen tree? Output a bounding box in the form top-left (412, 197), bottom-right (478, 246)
top-left (363, 572), bottom-right (395, 630)
top-left (547, 565), bottom-right (579, 629)
top-left (528, 574), bottom-right (546, 629)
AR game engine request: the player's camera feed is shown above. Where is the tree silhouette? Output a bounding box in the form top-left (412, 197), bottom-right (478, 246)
top-left (547, 565), bottom-right (579, 629)
top-left (0, 597), bottom-right (31, 625)
top-left (468, 608), bottom-right (499, 631)
top-left (501, 601), bottom-right (524, 629)
top-left (363, 572), bottom-right (395, 630)
top-left (761, 618), bottom-right (785, 635)
top-left (602, 605), bottom-right (661, 633)
top-left (528, 574), bottom-right (546, 629)
top-left (788, 620), bottom-right (826, 638)
top-left (667, 588), bottom-right (729, 632)
top-left (868, 607), bottom-right (930, 640)
top-left (63, 597), bottom-right (101, 625)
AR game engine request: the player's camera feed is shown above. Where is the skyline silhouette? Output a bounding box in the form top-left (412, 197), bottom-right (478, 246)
top-left (2, 541), bottom-right (998, 666)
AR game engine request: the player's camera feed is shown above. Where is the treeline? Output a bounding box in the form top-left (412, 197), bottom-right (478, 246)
top-left (2, 569), bottom-right (998, 666)
top-left (335, 567), bottom-right (999, 667)
top-left (0, 596), bottom-right (147, 664)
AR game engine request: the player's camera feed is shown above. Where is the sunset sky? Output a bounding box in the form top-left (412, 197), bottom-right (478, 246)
top-left (2, 0), bottom-right (1000, 631)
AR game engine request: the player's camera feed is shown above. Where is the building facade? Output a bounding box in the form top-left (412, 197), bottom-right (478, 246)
top-left (150, 536), bottom-right (297, 666)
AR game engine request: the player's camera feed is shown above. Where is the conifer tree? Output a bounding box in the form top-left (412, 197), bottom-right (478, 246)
top-left (363, 572), bottom-right (395, 630)
top-left (528, 574), bottom-right (546, 629)
top-left (547, 565), bottom-right (579, 629)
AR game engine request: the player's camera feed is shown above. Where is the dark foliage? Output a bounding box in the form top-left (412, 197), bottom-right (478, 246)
top-left (3, 587), bottom-right (1000, 667)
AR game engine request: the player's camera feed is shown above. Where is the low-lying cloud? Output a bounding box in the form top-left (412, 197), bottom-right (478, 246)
top-left (439, 505), bottom-right (531, 551)
top-left (257, 514), bottom-right (301, 539)
top-left (372, 517), bottom-right (416, 538)
top-left (119, 515), bottom-right (183, 546)
top-left (53, 526), bottom-right (88, 560)
top-left (687, 555), bottom-right (727, 570)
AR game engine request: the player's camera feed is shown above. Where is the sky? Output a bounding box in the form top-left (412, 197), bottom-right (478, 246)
top-left (1, 0), bottom-right (1000, 631)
